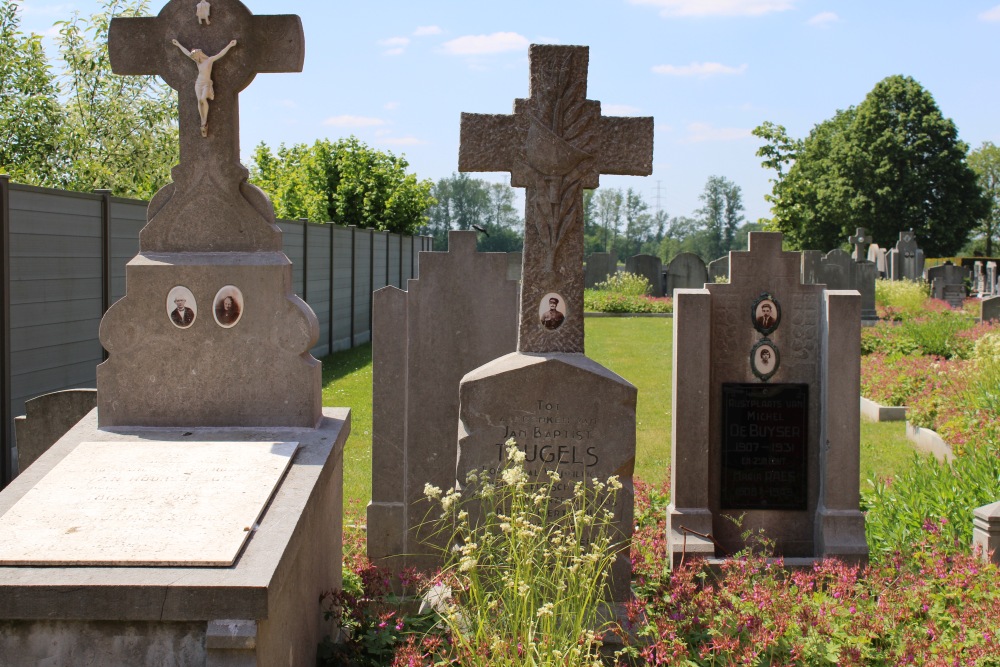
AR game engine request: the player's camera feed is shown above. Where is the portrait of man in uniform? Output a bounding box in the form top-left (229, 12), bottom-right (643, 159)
top-left (540, 295), bottom-right (566, 330)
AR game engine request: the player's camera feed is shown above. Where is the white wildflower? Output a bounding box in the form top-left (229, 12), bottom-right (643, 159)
top-left (423, 483), bottom-right (442, 500)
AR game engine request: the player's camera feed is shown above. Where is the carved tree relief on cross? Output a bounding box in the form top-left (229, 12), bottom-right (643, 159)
top-left (108, 0), bottom-right (303, 253)
top-left (459, 45), bottom-right (653, 354)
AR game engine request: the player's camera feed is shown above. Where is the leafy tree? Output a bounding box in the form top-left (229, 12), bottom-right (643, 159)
top-left (56, 0), bottom-right (179, 198)
top-left (756, 75), bottom-right (987, 256)
top-left (594, 188), bottom-right (623, 252)
top-left (250, 137), bottom-right (435, 235)
top-left (0, 0), bottom-right (65, 184)
top-left (697, 175), bottom-right (744, 261)
top-left (967, 141), bottom-right (1000, 256)
top-left (486, 181), bottom-right (519, 230)
top-left (422, 173), bottom-right (522, 250)
top-left (621, 187), bottom-right (652, 258)
top-left (658, 215), bottom-right (711, 263)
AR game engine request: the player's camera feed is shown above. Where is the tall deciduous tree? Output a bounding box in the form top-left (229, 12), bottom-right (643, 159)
top-left (755, 75), bottom-right (987, 257)
top-left (250, 137), bottom-right (435, 235)
top-left (595, 188), bottom-right (623, 252)
top-left (56, 0), bottom-right (179, 199)
top-left (967, 141), bottom-right (1000, 256)
top-left (621, 187), bottom-right (652, 258)
top-left (0, 0), bottom-right (65, 184)
top-left (697, 175), bottom-right (744, 261)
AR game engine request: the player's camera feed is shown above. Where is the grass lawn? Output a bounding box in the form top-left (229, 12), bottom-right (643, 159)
top-left (321, 318), bottom-right (920, 510)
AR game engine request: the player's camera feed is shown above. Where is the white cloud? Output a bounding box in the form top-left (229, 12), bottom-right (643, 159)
top-left (629, 0), bottom-right (796, 17)
top-left (441, 32), bottom-right (529, 55)
top-left (413, 25), bottom-right (443, 36)
top-left (603, 104), bottom-right (644, 116)
top-left (378, 36), bottom-right (411, 47)
top-left (681, 122), bottom-right (753, 143)
top-left (323, 115), bottom-right (387, 128)
top-left (20, 3), bottom-right (74, 16)
top-left (807, 11), bottom-right (839, 26)
top-left (979, 4), bottom-right (1000, 21)
top-left (384, 101), bottom-right (400, 110)
top-left (652, 61), bottom-right (748, 77)
top-left (383, 47), bottom-right (405, 56)
top-left (380, 136), bottom-right (428, 146)
top-left (275, 99), bottom-right (298, 110)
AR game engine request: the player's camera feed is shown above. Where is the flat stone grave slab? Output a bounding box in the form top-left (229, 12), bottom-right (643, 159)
top-left (0, 441), bottom-right (297, 567)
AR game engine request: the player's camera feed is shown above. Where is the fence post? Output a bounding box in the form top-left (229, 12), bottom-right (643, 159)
top-left (95, 189), bottom-right (113, 362)
top-left (0, 175), bottom-right (10, 487)
top-left (349, 226), bottom-right (356, 347)
top-left (328, 223), bottom-right (334, 354)
top-left (368, 229), bottom-right (375, 335)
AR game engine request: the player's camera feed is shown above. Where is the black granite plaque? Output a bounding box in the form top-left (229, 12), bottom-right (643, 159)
top-left (721, 383), bottom-right (808, 510)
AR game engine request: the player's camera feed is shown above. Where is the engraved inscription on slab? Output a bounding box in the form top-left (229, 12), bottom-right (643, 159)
top-left (0, 441), bottom-right (297, 567)
top-left (721, 384), bottom-right (807, 510)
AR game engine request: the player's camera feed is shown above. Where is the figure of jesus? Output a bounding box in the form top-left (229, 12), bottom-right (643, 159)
top-left (171, 38), bottom-right (237, 137)
top-left (196, 1), bottom-right (211, 25)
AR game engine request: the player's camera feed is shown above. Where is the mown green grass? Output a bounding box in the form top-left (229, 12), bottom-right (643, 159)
top-left (322, 319), bottom-right (920, 510)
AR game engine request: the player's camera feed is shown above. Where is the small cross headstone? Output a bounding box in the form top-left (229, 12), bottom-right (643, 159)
top-left (848, 227), bottom-right (872, 262)
top-left (460, 45), bottom-right (653, 352)
top-left (456, 45), bottom-right (653, 603)
top-left (109, 0), bottom-right (304, 252)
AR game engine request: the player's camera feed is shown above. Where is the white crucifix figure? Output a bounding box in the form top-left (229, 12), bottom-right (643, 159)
top-left (172, 38), bottom-right (237, 137)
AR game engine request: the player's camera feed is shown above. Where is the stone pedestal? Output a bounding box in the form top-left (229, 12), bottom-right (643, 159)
top-left (457, 352), bottom-right (636, 603)
top-left (0, 408), bottom-right (349, 667)
top-left (973, 500), bottom-right (1000, 565)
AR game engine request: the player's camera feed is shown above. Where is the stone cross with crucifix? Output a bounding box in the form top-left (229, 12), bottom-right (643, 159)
top-left (108, 0), bottom-right (303, 253)
top-left (459, 45), bottom-right (653, 353)
top-left (848, 227), bottom-right (872, 262)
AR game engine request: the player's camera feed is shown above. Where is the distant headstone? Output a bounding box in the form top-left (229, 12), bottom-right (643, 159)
top-left (13, 389), bottom-right (96, 475)
top-left (887, 230), bottom-right (924, 281)
top-left (0, 3), bottom-right (347, 664)
top-left (708, 255), bottom-right (729, 283)
top-left (664, 252), bottom-right (709, 296)
top-left (457, 44), bottom-right (653, 602)
top-left (973, 261), bottom-right (985, 295)
top-left (801, 248), bottom-right (877, 320)
top-left (368, 231), bottom-right (518, 576)
top-left (626, 254), bottom-right (663, 296)
top-left (585, 251), bottom-right (618, 288)
top-left (848, 227), bottom-right (872, 262)
top-left (867, 243), bottom-right (887, 278)
top-left (507, 251), bottom-right (523, 281)
top-left (928, 261), bottom-right (969, 305)
top-left (668, 232), bottom-right (867, 565)
top-left (982, 295), bottom-right (1000, 323)
top-left (987, 261), bottom-right (998, 296)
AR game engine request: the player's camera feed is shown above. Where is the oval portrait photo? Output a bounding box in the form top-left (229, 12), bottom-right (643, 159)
top-left (538, 293), bottom-right (567, 330)
top-left (750, 339), bottom-right (780, 382)
top-left (213, 285), bottom-right (244, 328)
top-left (752, 293), bottom-right (781, 335)
top-left (166, 285), bottom-right (197, 329)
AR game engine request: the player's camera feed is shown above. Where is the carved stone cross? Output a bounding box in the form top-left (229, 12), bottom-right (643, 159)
top-left (459, 45), bottom-right (653, 353)
top-left (108, 0), bottom-right (304, 253)
top-left (848, 227), bottom-right (872, 262)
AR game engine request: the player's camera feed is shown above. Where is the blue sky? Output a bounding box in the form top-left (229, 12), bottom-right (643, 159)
top-left (17, 0), bottom-right (1000, 225)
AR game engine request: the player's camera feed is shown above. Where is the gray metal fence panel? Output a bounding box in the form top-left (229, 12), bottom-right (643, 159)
top-left (109, 198), bottom-right (146, 303)
top-left (388, 234), bottom-right (401, 288)
top-left (352, 229), bottom-right (372, 344)
top-left (278, 220), bottom-right (305, 296)
top-left (402, 235), bottom-right (414, 282)
top-left (308, 223), bottom-right (332, 358)
top-left (372, 232), bottom-right (388, 295)
top-left (331, 226), bottom-right (354, 352)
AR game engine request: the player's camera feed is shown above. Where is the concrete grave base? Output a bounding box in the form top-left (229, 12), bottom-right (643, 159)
top-left (0, 407), bottom-right (349, 667)
top-left (457, 352), bottom-right (636, 604)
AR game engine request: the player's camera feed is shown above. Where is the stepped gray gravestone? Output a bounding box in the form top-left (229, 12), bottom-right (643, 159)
top-left (887, 230), bottom-right (924, 281)
top-left (708, 255), bottom-right (730, 283)
top-left (368, 230), bottom-right (518, 578)
top-left (983, 295), bottom-right (1000, 323)
top-left (668, 232), bottom-right (867, 566)
top-left (0, 3), bottom-right (348, 665)
top-left (585, 251), bottom-right (618, 288)
top-left (665, 252), bottom-right (709, 296)
top-left (626, 253), bottom-right (664, 296)
top-left (928, 261), bottom-right (969, 305)
top-left (456, 44), bottom-right (653, 603)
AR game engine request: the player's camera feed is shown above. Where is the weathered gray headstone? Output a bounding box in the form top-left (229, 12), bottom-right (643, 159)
top-left (626, 254), bottom-right (663, 296)
top-left (867, 243), bottom-right (887, 278)
top-left (973, 500), bottom-right (1000, 565)
top-left (664, 252), bottom-right (709, 297)
top-left (457, 44), bottom-right (653, 602)
top-left (974, 261), bottom-right (984, 295)
top-left (0, 3), bottom-right (347, 664)
top-left (942, 283), bottom-right (966, 309)
top-left (987, 261), bottom-right (998, 296)
top-left (368, 230), bottom-right (518, 577)
top-left (928, 261), bottom-right (969, 304)
top-left (801, 248), bottom-right (877, 321)
top-left (584, 251), bottom-right (618, 288)
top-left (982, 295), bottom-right (1000, 323)
top-left (708, 255), bottom-right (729, 283)
top-left (848, 227), bottom-right (872, 262)
top-left (887, 230), bottom-right (924, 281)
top-left (669, 232), bottom-right (867, 565)
top-left (13, 389), bottom-right (96, 475)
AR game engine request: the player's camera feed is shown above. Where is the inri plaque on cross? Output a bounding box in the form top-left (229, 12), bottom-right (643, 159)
top-left (108, 0), bottom-right (304, 253)
top-left (459, 45), bottom-right (653, 353)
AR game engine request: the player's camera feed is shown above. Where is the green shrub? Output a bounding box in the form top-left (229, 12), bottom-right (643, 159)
top-left (863, 445), bottom-right (1000, 561)
top-left (874, 278), bottom-right (929, 320)
top-left (583, 291), bottom-right (672, 313)
top-left (592, 271), bottom-right (651, 296)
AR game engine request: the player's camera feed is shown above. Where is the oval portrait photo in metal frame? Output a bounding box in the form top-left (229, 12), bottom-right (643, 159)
top-left (752, 292), bottom-right (781, 336)
top-left (538, 292), bottom-right (567, 331)
top-left (750, 338), bottom-right (780, 382)
top-left (166, 285), bottom-right (197, 329)
top-left (213, 285), bottom-right (244, 329)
